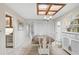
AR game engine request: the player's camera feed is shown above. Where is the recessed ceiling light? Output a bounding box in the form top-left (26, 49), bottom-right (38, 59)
top-left (49, 16), bottom-right (52, 19)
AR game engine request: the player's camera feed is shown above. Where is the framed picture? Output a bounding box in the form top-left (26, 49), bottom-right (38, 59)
top-left (18, 22), bottom-right (23, 31)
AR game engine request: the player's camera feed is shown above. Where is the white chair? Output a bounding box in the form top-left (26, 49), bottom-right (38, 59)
top-left (38, 36), bottom-right (50, 55)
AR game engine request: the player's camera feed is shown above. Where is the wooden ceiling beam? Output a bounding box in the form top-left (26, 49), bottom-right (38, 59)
top-left (45, 4), bottom-right (52, 15)
top-left (37, 3), bottom-right (39, 15)
top-left (52, 3), bottom-right (66, 6)
top-left (39, 10), bottom-right (58, 12)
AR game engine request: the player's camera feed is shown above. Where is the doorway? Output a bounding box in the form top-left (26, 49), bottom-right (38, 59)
top-left (56, 21), bottom-right (62, 46)
top-left (5, 14), bottom-right (13, 48)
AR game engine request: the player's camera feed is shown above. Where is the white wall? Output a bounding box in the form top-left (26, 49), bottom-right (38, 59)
top-left (33, 21), bottom-right (55, 39)
top-left (0, 4), bottom-right (31, 54)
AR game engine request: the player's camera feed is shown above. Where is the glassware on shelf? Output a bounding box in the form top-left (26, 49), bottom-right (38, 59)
top-left (67, 19), bottom-right (79, 32)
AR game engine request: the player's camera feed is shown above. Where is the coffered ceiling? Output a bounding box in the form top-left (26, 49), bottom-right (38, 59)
top-left (37, 3), bottom-right (65, 16)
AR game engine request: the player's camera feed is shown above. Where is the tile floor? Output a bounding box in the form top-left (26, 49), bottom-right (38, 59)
top-left (21, 44), bottom-right (69, 55)
top-left (5, 44), bottom-right (69, 55)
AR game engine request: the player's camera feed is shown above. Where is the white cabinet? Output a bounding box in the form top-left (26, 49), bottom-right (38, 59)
top-left (71, 40), bottom-right (79, 54)
top-left (62, 33), bottom-right (71, 54)
top-left (62, 32), bottom-right (79, 54)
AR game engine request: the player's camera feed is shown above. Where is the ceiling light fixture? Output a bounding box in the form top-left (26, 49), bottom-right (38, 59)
top-left (44, 16), bottom-right (52, 20)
